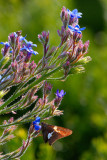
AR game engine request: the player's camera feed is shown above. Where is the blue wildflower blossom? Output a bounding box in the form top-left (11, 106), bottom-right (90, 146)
top-left (33, 117), bottom-right (41, 131)
top-left (19, 35), bottom-right (27, 42)
top-left (68, 25), bottom-right (86, 34)
top-left (21, 39), bottom-right (38, 56)
top-left (0, 42), bottom-right (10, 55)
top-left (24, 39), bottom-right (37, 48)
top-left (33, 117), bottom-right (40, 125)
top-left (20, 46), bottom-right (38, 56)
top-left (0, 42), bottom-right (10, 49)
top-left (9, 50), bottom-right (12, 53)
top-left (55, 89), bottom-right (66, 98)
top-left (67, 9), bottom-right (82, 19)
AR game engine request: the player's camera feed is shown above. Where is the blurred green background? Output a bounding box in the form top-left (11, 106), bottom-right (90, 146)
top-left (0, 0), bottom-right (107, 160)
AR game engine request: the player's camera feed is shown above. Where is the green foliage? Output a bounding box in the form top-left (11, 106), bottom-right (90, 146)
top-left (38, 144), bottom-right (56, 160)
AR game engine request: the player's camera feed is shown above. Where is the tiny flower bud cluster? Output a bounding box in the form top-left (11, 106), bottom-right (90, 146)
top-left (38, 31), bottom-right (49, 57)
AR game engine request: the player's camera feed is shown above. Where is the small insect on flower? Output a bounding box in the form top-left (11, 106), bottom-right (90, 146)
top-left (33, 117), bottom-right (72, 145)
top-left (41, 122), bottom-right (72, 145)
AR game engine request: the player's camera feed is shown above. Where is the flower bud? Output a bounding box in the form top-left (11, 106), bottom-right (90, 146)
top-left (63, 60), bottom-right (70, 77)
top-left (8, 32), bottom-right (17, 46)
top-left (38, 31), bottom-right (49, 46)
top-left (0, 42), bottom-right (10, 56)
top-left (8, 117), bottom-right (14, 123)
top-left (60, 7), bottom-right (68, 28)
top-left (76, 41), bottom-right (84, 57)
top-left (11, 60), bottom-right (18, 72)
top-left (29, 124), bottom-right (34, 134)
top-left (3, 120), bottom-right (8, 125)
top-left (77, 56), bottom-right (92, 65)
top-left (44, 81), bottom-right (52, 96)
top-left (83, 40), bottom-right (89, 53)
top-left (69, 66), bottom-right (85, 75)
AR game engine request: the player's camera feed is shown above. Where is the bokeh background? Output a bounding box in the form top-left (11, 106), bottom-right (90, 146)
top-left (0, 0), bottom-right (107, 160)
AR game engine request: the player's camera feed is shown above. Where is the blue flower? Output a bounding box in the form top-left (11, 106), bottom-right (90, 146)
top-left (55, 89), bottom-right (66, 98)
top-left (33, 117), bottom-right (41, 131)
top-left (67, 9), bottom-right (82, 19)
top-left (33, 117), bottom-right (40, 125)
top-left (9, 50), bottom-right (12, 53)
top-left (19, 35), bottom-right (27, 42)
top-left (24, 39), bottom-right (37, 48)
top-left (20, 38), bottom-right (38, 56)
top-left (34, 125), bottom-right (41, 130)
top-left (20, 46), bottom-right (38, 56)
top-left (0, 42), bottom-right (10, 49)
top-left (68, 25), bottom-right (86, 34)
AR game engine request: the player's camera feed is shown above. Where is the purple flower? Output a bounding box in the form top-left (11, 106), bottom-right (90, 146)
top-left (33, 117), bottom-right (41, 131)
top-left (55, 89), bottom-right (66, 98)
top-left (68, 25), bottom-right (86, 34)
top-left (67, 9), bottom-right (82, 19)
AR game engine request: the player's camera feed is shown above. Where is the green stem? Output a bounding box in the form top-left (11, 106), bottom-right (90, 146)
top-left (0, 98), bottom-right (24, 114)
top-left (0, 64), bottom-right (62, 111)
top-left (0, 105), bottom-right (51, 128)
top-left (13, 65), bottom-right (44, 96)
top-left (47, 76), bottom-right (65, 80)
top-left (49, 45), bottom-right (60, 65)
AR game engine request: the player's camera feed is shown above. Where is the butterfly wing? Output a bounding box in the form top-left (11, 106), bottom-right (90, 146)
top-left (41, 122), bottom-right (72, 145)
top-left (48, 125), bottom-right (72, 145)
top-left (41, 122), bottom-right (53, 143)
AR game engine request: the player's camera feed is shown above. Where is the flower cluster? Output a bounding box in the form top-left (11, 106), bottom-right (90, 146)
top-left (0, 7), bottom-right (91, 159)
top-left (58, 7), bottom-right (91, 77)
top-left (0, 31), bottom-right (38, 91)
top-left (20, 39), bottom-right (38, 57)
